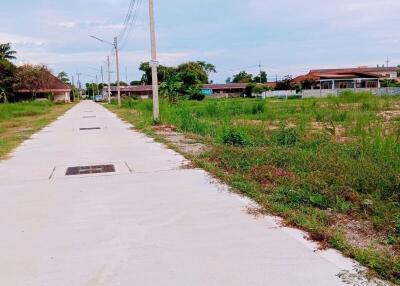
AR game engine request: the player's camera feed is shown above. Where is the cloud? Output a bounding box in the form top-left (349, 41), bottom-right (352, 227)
top-left (0, 32), bottom-right (47, 47)
top-left (54, 20), bottom-right (126, 30)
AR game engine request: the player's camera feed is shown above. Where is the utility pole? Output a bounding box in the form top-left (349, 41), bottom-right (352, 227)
top-left (76, 73), bottom-right (82, 100)
top-left (258, 61), bottom-right (262, 83)
top-left (71, 75), bottom-right (76, 102)
top-left (95, 74), bottom-right (99, 96)
top-left (114, 37), bottom-right (121, 106)
top-left (386, 56), bottom-right (390, 68)
top-left (149, 0), bottom-right (160, 121)
top-left (125, 66), bottom-right (128, 84)
top-left (107, 56), bottom-right (111, 104)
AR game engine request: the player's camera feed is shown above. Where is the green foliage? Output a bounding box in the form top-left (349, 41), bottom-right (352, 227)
top-left (57, 71), bottom-right (70, 84)
top-left (0, 43), bottom-right (16, 61)
top-left (232, 71), bottom-right (253, 83)
top-left (275, 75), bottom-right (296, 90)
top-left (275, 127), bottom-right (299, 146)
top-left (159, 75), bottom-right (183, 103)
top-left (222, 127), bottom-right (249, 147)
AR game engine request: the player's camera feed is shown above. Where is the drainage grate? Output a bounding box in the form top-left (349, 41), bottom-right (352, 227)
top-left (83, 116), bottom-right (97, 118)
top-left (66, 164), bottom-right (116, 176)
top-left (80, 127), bottom-right (101, 130)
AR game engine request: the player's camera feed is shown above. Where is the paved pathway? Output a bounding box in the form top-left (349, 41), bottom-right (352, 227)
top-left (0, 101), bottom-right (358, 286)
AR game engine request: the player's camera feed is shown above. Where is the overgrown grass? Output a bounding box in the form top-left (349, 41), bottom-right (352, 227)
top-left (0, 101), bottom-right (73, 159)
top-left (108, 92), bottom-right (400, 284)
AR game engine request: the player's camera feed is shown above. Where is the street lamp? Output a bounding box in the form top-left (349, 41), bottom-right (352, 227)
top-left (90, 35), bottom-right (121, 106)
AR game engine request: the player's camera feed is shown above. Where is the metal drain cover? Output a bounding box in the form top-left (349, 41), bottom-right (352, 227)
top-left (83, 116), bottom-right (97, 118)
top-left (80, 127), bottom-right (101, 130)
top-left (66, 164), bottom-right (116, 176)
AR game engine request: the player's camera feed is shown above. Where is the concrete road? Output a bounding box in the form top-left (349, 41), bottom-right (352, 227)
top-left (0, 101), bottom-right (358, 286)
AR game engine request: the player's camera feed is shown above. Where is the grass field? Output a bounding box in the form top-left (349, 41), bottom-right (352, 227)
top-left (0, 101), bottom-right (73, 160)
top-left (108, 91), bottom-right (400, 283)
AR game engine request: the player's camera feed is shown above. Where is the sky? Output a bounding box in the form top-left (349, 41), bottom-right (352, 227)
top-left (0, 0), bottom-right (399, 84)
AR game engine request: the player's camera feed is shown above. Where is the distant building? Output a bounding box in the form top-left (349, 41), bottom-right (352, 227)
top-left (106, 83), bottom-right (277, 99)
top-left (14, 71), bottom-right (71, 102)
top-left (293, 66), bottom-right (400, 89)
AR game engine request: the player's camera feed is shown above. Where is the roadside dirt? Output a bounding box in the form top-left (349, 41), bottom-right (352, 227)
top-left (153, 125), bottom-right (208, 156)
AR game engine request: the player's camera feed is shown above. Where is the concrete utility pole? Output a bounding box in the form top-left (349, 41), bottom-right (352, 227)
top-left (386, 56), bottom-right (390, 68)
top-left (114, 37), bottom-right (121, 107)
top-left (107, 56), bottom-right (111, 104)
top-left (125, 66), bottom-right (128, 84)
top-left (76, 73), bottom-right (82, 100)
top-left (149, 0), bottom-right (160, 121)
top-left (89, 35), bottom-right (121, 106)
top-left (258, 62), bottom-right (262, 83)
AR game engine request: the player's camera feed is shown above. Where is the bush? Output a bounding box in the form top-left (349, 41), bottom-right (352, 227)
top-left (222, 127), bottom-right (248, 147)
top-left (251, 101), bottom-right (265, 114)
top-left (275, 127), bottom-right (299, 146)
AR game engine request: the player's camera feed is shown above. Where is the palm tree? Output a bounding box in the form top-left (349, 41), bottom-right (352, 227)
top-left (0, 43), bottom-right (16, 61)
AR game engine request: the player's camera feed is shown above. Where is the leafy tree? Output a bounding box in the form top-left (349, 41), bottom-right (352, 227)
top-left (226, 77), bottom-right (232, 83)
top-left (139, 62), bottom-right (176, 84)
top-left (0, 43), bottom-right (16, 61)
top-left (0, 59), bottom-right (16, 101)
top-left (253, 71), bottom-right (268, 83)
top-left (177, 62), bottom-right (209, 87)
top-left (57, 71), bottom-right (70, 84)
top-left (196, 61), bottom-right (216, 76)
top-left (300, 78), bottom-right (318, 90)
top-left (232, 71), bottom-right (253, 83)
top-left (14, 64), bottom-right (52, 100)
top-left (275, 75), bottom-right (296, 90)
top-left (159, 75), bottom-right (183, 103)
top-left (245, 83), bottom-right (267, 97)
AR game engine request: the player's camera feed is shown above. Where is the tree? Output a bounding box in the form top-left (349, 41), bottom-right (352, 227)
top-left (226, 77), bottom-right (232, 83)
top-left (0, 43), bottom-right (16, 61)
top-left (186, 85), bottom-right (205, 101)
top-left (232, 71), bottom-right (253, 83)
top-left (196, 61), bottom-right (216, 76)
top-left (0, 59), bottom-right (16, 101)
top-left (177, 62), bottom-right (209, 87)
top-left (275, 75), bottom-right (295, 90)
top-left (57, 71), bottom-right (70, 84)
top-left (253, 71), bottom-right (268, 83)
top-left (139, 62), bottom-right (176, 84)
top-left (14, 64), bottom-right (52, 100)
top-left (159, 75), bottom-right (183, 103)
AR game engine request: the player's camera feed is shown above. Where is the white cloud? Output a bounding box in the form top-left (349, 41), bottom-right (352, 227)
top-left (0, 32), bottom-right (47, 47)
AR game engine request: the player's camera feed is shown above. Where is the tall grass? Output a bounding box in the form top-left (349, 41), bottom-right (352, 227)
top-left (110, 93), bottom-right (400, 283)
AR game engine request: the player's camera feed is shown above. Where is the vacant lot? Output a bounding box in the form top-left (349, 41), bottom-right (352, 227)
top-left (0, 101), bottom-right (73, 160)
top-left (108, 92), bottom-right (400, 284)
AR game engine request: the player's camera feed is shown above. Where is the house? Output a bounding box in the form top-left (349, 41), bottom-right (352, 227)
top-left (15, 71), bottom-right (71, 102)
top-left (106, 82), bottom-right (277, 99)
top-left (293, 66), bottom-right (400, 90)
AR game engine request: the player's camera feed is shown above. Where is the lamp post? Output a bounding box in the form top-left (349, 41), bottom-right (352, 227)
top-left (90, 35), bottom-right (121, 106)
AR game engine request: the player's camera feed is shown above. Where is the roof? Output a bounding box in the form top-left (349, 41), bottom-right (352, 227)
top-left (310, 67), bottom-right (400, 74)
top-left (202, 83), bottom-right (277, 90)
top-left (108, 83), bottom-right (277, 92)
top-left (293, 69), bottom-right (384, 83)
top-left (16, 72), bottom-right (71, 93)
top-left (109, 85), bottom-right (153, 92)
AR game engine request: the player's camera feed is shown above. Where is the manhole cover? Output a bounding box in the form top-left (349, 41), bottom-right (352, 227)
top-left (66, 164), bottom-right (116, 176)
top-left (80, 127), bottom-right (101, 130)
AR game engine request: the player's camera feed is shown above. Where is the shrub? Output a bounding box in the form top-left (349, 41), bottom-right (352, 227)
top-left (222, 127), bottom-right (248, 147)
top-left (251, 101), bottom-right (265, 114)
top-left (275, 127), bottom-right (299, 146)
